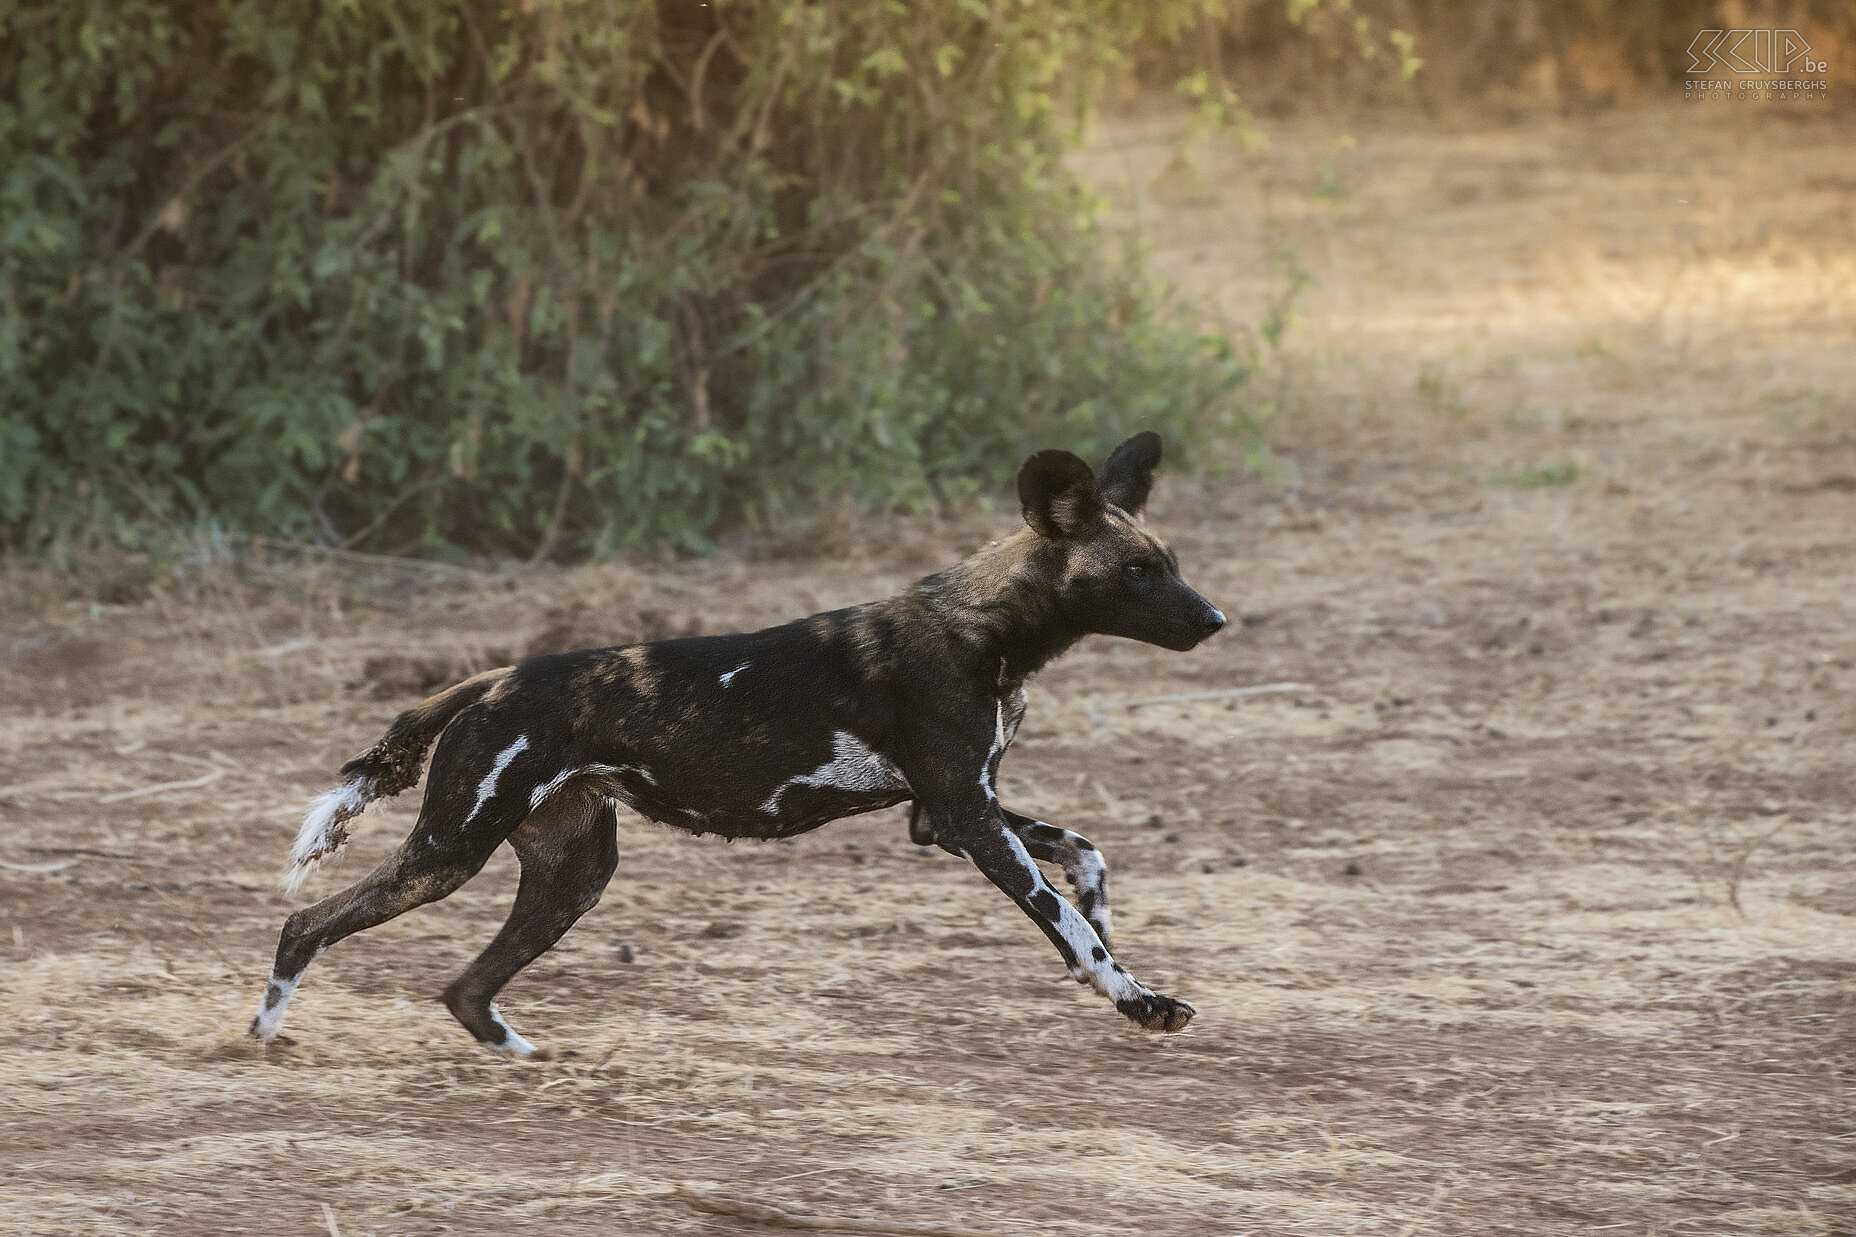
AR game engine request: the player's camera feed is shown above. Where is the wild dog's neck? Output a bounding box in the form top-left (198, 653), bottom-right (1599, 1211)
top-left (911, 531), bottom-right (1082, 680)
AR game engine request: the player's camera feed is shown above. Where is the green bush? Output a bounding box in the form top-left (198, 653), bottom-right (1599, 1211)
top-left (0, 0), bottom-right (1252, 560)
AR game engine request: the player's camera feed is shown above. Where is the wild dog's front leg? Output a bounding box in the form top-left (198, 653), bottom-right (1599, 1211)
top-left (907, 801), bottom-right (935, 847)
top-left (946, 810), bottom-right (1192, 1033)
top-left (1003, 809), bottom-right (1112, 948)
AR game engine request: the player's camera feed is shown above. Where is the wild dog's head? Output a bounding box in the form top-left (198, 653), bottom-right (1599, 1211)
top-left (1016, 432), bottom-right (1226, 652)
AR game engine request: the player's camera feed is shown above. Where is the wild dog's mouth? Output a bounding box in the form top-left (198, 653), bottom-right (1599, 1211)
top-left (1155, 606), bottom-right (1227, 651)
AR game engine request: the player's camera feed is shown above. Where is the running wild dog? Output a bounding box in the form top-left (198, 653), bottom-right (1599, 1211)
top-left (251, 432), bottom-right (1226, 1054)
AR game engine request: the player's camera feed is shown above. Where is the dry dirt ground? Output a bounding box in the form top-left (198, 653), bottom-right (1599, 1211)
top-left (5, 100), bottom-right (1855, 1235)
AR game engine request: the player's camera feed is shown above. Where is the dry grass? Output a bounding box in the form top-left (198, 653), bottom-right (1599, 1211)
top-left (4, 98), bottom-right (1854, 1234)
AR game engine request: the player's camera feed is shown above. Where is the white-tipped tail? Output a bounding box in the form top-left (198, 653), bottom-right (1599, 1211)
top-left (283, 779), bottom-right (371, 893)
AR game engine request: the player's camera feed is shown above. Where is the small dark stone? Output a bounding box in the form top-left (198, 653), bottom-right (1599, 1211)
top-left (1391, 696), bottom-right (1413, 707)
top-left (1767, 716), bottom-right (1779, 727)
top-left (1145, 813), bottom-right (1165, 828)
top-left (700, 922), bottom-right (741, 940)
top-left (1231, 856), bottom-right (1248, 867)
top-left (1806, 710), bottom-right (1817, 721)
top-left (617, 944), bottom-right (636, 963)
top-left (1343, 861), bottom-right (1363, 877)
top-left (1164, 832), bottom-right (1180, 844)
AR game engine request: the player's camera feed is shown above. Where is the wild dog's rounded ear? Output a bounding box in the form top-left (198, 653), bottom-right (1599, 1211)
top-left (1097, 431), bottom-right (1163, 516)
top-left (1017, 450), bottom-right (1103, 539)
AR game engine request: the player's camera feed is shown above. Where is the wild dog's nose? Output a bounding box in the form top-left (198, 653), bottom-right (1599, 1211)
top-left (1201, 608), bottom-right (1227, 638)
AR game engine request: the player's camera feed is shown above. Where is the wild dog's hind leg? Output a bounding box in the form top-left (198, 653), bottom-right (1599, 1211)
top-left (1003, 809), bottom-right (1112, 948)
top-left (251, 718), bottom-right (532, 1046)
top-left (441, 791), bottom-right (618, 1057)
top-left (249, 820), bottom-right (504, 1044)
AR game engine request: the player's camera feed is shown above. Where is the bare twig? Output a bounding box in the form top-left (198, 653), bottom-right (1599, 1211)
top-left (0, 859), bottom-right (77, 873)
top-left (528, 450), bottom-right (576, 566)
top-left (744, 40), bottom-right (794, 157)
top-left (688, 27), bottom-right (729, 131)
top-left (1726, 820), bottom-right (1789, 917)
top-left (26, 847), bottom-right (141, 860)
top-left (1122, 682), bottom-right (1310, 710)
top-left (339, 466), bottom-right (440, 551)
top-left (671, 1185), bottom-right (1000, 1237)
top-left (115, 127), bottom-right (258, 271)
top-left (98, 766), bottom-right (224, 804)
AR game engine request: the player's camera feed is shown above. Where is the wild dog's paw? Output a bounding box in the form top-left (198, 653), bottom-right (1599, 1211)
top-left (245, 1017), bottom-right (295, 1047)
top-left (1116, 991), bottom-right (1196, 1033)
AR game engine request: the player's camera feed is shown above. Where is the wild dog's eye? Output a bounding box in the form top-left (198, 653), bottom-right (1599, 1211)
top-left (1125, 563), bottom-right (1149, 580)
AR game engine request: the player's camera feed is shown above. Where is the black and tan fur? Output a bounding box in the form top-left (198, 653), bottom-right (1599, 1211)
top-left (251, 432), bottom-right (1226, 1054)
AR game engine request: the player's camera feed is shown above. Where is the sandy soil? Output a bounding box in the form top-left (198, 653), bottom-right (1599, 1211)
top-left (4, 99), bottom-right (1854, 1235)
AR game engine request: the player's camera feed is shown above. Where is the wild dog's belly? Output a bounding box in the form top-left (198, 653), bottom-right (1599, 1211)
top-left (587, 728), bottom-right (912, 841)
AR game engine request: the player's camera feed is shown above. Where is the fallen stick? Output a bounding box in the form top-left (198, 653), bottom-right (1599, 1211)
top-left (672, 1184), bottom-right (999, 1237)
top-left (1121, 681), bottom-right (1309, 710)
top-left (26, 846), bottom-right (142, 860)
top-left (98, 766), bottom-right (224, 804)
top-left (0, 859), bottom-right (77, 873)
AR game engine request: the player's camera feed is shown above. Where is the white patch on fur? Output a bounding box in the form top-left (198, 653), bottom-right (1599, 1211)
top-left (528, 763), bottom-right (622, 809)
top-left (249, 971), bottom-right (301, 1042)
top-left (1000, 830), bottom-right (1139, 1004)
top-left (1034, 821), bottom-right (1111, 944)
top-left (760, 731), bottom-right (907, 814)
top-left (486, 1004), bottom-right (536, 1057)
top-left (466, 735), bottom-right (529, 823)
top-left (719, 662), bottom-right (750, 687)
top-left (283, 778), bottom-right (371, 893)
top-left (1071, 846), bottom-right (1111, 943)
top-left (1002, 686), bottom-right (1027, 748)
top-left (620, 764), bottom-right (657, 786)
top-left (979, 701), bottom-right (1006, 802)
